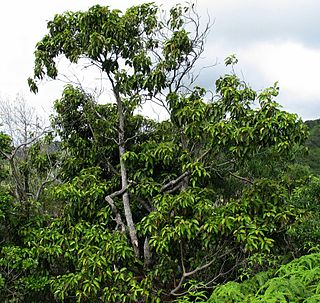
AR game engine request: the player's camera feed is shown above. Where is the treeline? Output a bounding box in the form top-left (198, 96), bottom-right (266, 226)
top-left (0, 3), bottom-right (319, 302)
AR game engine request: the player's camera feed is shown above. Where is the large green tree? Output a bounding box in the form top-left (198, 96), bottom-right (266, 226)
top-left (0, 3), bottom-right (306, 302)
top-left (29, 2), bottom-right (210, 259)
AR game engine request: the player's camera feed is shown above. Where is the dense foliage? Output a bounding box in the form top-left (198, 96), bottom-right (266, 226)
top-left (208, 253), bottom-right (320, 302)
top-left (298, 119), bottom-right (320, 175)
top-left (0, 2), bottom-right (318, 303)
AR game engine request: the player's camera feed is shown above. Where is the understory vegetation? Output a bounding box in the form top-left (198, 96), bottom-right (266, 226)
top-left (208, 253), bottom-right (320, 302)
top-left (0, 3), bottom-right (319, 303)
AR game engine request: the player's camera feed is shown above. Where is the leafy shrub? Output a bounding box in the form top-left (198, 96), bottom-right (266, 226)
top-left (208, 253), bottom-right (320, 302)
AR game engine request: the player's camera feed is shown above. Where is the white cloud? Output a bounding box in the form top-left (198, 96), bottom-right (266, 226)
top-left (236, 42), bottom-right (320, 117)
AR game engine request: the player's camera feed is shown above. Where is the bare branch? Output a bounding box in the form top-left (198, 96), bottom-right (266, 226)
top-left (230, 172), bottom-right (253, 185)
top-left (160, 171), bottom-right (190, 193)
top-left (9, 129), bottom-right (50, 161)
top-left (170, 253), bottom-right (215, 295)
top-left (170, 243), bottom-right (236, 296)
top-left (105, 192), bottom-right (126, 233)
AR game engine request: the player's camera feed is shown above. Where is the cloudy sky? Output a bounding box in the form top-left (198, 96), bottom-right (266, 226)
top-left (1, 0), bottom-right (319, 120)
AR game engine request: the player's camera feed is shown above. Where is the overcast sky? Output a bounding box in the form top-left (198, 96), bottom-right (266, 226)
top-left (1, 0), bottom-right (319, 120)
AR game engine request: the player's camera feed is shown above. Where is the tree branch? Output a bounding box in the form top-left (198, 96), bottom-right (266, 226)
top-left (10, 129), bottom-right (50, 161)
top-left (160, 171), bottom-right (190, 193)
top-left (105, 190), bottom-right (126, 233)
top-left (230, 172), bottom-right (253, 185)
top-left (170, 244), bottom-right (235, 296)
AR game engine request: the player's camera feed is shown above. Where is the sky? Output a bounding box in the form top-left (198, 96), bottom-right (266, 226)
top-left (0, 0), bottom-right (319, 120)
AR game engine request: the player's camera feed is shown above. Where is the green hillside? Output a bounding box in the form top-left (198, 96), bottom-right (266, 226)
top-left (298, 119), bottom-right (320, 175)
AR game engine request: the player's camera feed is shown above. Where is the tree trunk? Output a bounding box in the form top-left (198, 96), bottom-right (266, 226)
top-left (115, 89), bottom-right (140, 258)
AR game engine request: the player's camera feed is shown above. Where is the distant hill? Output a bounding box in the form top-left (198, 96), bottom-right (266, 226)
top-left (299, 119), bottom-right (320, 175)
top-left (305, 119), bottom-right (320, 148)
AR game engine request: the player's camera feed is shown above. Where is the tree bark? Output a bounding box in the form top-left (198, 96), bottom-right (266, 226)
top-left (110, 78), bottom-right (140, 258)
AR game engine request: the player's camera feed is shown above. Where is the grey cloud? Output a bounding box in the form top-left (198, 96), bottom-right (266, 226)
top-left (199, 0), bottom-right (320, 48)
top-left (1, 0), bottom-right (319, 121)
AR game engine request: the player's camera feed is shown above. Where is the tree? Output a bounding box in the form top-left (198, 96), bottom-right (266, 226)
top-left (9, 3), bottom-right (308, 302)
top-left (29, 1), bottom-right (209, 261)
top-left (0, 95), bottom-right (57, 211)
top-left (0, 94), bottom-right (45, 146)
top-left (0, 98), bottom-right (60, 303)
